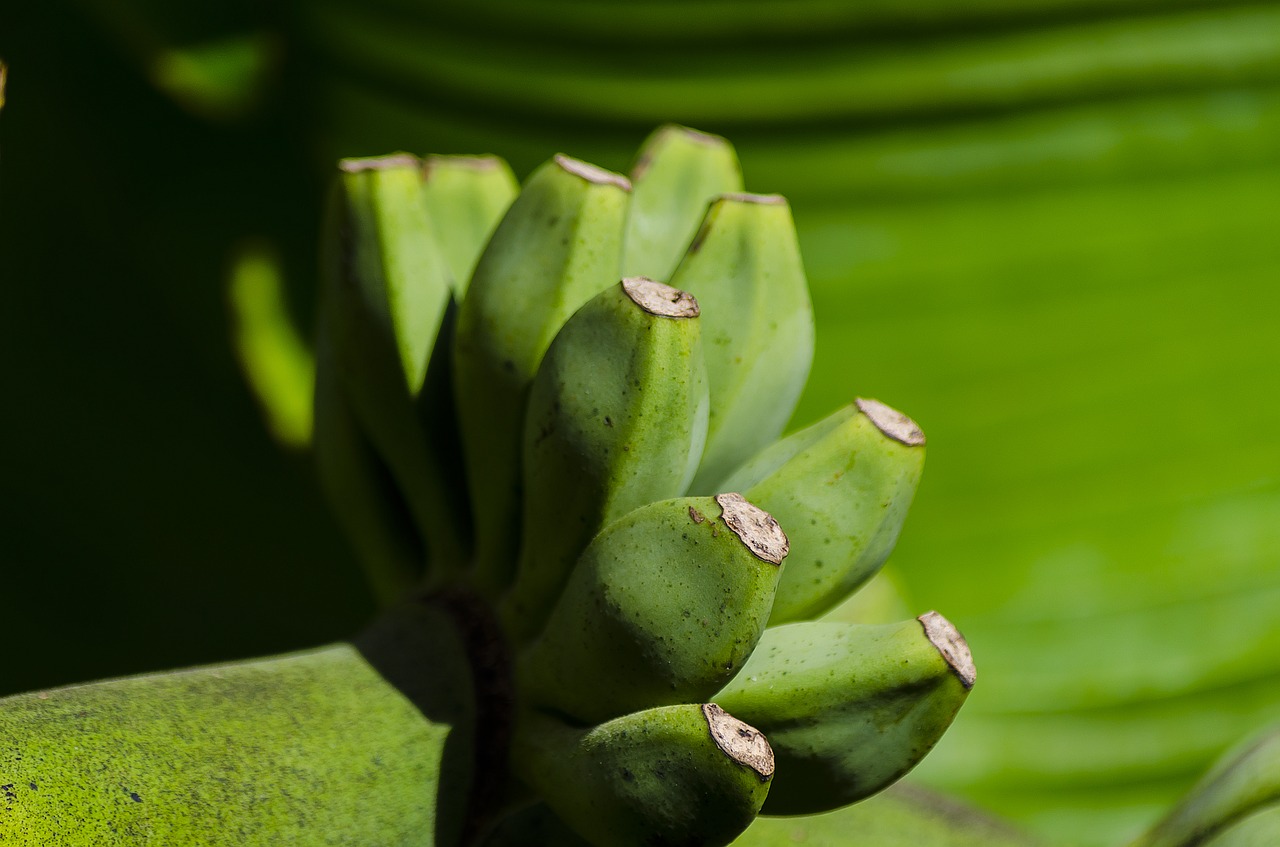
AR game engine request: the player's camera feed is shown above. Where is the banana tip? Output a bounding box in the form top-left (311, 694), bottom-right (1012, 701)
top-left (339, 153), bottom-right (420, 174)
top-left (719, 192), bottom-right (786, 206)
top-left (714, 493), bottom-right (788, 565)
top-left (622, 277), bottom-right (699, 318)
top-left (856, 398), bottom-right (925, 446)
top-left (554, 154), bottom-right (631, 191)
top-left (423, 154), bottom-right (502, 174)
top-left (918, 611), bottom-right (976, 689)
top-left (703, 704), bottom-right (774, 781)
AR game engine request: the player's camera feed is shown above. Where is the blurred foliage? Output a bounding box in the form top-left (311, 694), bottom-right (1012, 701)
top-left (1, 1), bottom-right (1278, 845)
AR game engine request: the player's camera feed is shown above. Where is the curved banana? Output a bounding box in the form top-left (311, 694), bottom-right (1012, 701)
top-left (720, 398), bottom-right (926, 624)
top-left (321, 154), bottom-right (467, 572)
top-left (1132, 725), bottom-right (1280, 847)
top-left (502, 277), bottom-right (709, 641)
top-left (622, 124), bottom-right (743, 281)
top-left (511, 703), bottom-right (773, 847)
top-left (669, 193), bottom-right (814, 493)
top-left (420, 153), bottom-right (519, 296)
top-left (453, 154), bottom-right (631, 595)
top-left (714, 613), bottom-right (975, 815)
top-left (313, 314), bottom-right (423, 604)
top-left (1202, 806), bottom-right (1280, 847)
top-left (518, 493), bottom-right (787, 724)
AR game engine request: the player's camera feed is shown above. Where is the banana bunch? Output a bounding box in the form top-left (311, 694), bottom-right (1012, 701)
top-left (312, 124), bottom-right (975, 847)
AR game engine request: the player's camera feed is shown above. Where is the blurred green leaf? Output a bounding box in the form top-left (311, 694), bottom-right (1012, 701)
top-left (228, 240), bottom-right (316, 448)
top-left (150, 31), bottom-right (278, 121)
top-left (735, 782), bottom-right (1044, 847)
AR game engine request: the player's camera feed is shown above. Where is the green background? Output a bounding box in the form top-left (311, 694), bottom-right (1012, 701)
top-left (2, 2), bottom-right (1278, 844)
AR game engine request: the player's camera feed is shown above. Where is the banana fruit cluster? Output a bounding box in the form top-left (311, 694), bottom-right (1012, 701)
top-left (314, 125), bottom-right (976, 847)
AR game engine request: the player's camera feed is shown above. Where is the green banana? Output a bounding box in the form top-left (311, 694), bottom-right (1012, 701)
top-left (720, 398), bottom-right (926, 624)
top-left (501, 277), bottom-right (709, 641)
top-left (669, 193), bottom-right (814, 493)
top-left (313, 313), bottom-right (423, 605)
top-left (1131, 725), bottom-right (1280, 847)
top-left (1203, 805), bottom-right (1280, 847)
top-left (322, 154), bottom-right (467, 572)
top-left (519, 493), bottom-right (787, 724)
top-left (420, 153), bottom-right (519, 296)
top-left (714, 613), bottom-right (975, 815)
top-left (511, 703), bottom-right (773, 847)
top-left (453, 154), bottom-right (631, 596)
top-left (622, 124), bottom-right (743, 281)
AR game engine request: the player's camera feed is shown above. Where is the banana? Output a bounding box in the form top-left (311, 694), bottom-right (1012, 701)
top-left (622, 125), bottom-right (743, 281)
top-left (321, 154), bottom-right (467, 573)
top-left (1203, 806), bottom-right (1280, 847)
top-left (453, 154), bottom-right (631, 596)
top-left (714, 613), bottom-right (975, 815)
top-left (501, 277), bottom-right (709, 641)
top-left (420, 153), bottom-right (519, 296)
top-left (720, 398), bottom-right (926, 624)
top-left (1132, 725), bottom-right (1280, 847)
top-left (312, 312), bottom-right (423, 605)
top-left (511, 703), bottom-right (773, 847)
top-left (669, 193), bottom-right (814, 493)
top-left (518, 493), bottom-right (787, 724)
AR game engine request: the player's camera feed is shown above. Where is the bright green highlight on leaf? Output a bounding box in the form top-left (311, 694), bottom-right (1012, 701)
top-left (150, 32), bottom-right (276, 121)
top-left (228, 242), bottom-right (315, 448)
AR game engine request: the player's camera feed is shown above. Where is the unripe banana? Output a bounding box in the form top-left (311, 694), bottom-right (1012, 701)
top-left (1202, 806), bottom-right (1280, 847)
top-left (501, 277), bottom-right (710, 641)
top-left (721, 398), bottom-right (926, 624)
top-left (714, 612), bottom-right (975, 815)
top-left (622, 124), bottom-right (743, 281)
top-left (511, 704), bottom-right (774, 847)
top-left (453, 155), bottom-right (631, 595)
top-left (1132, 725), bottom-right (1280, 847)
top-left (321, 154), bottom-right (467, 571)
top-left (313, 319), bottom-right (422, 605)
top-left (668, 193), bottom-right (814, 493)
top-left (519, 494), bottom-right (788, 724)
top-left (420, 154), bottom-right (519, 295)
